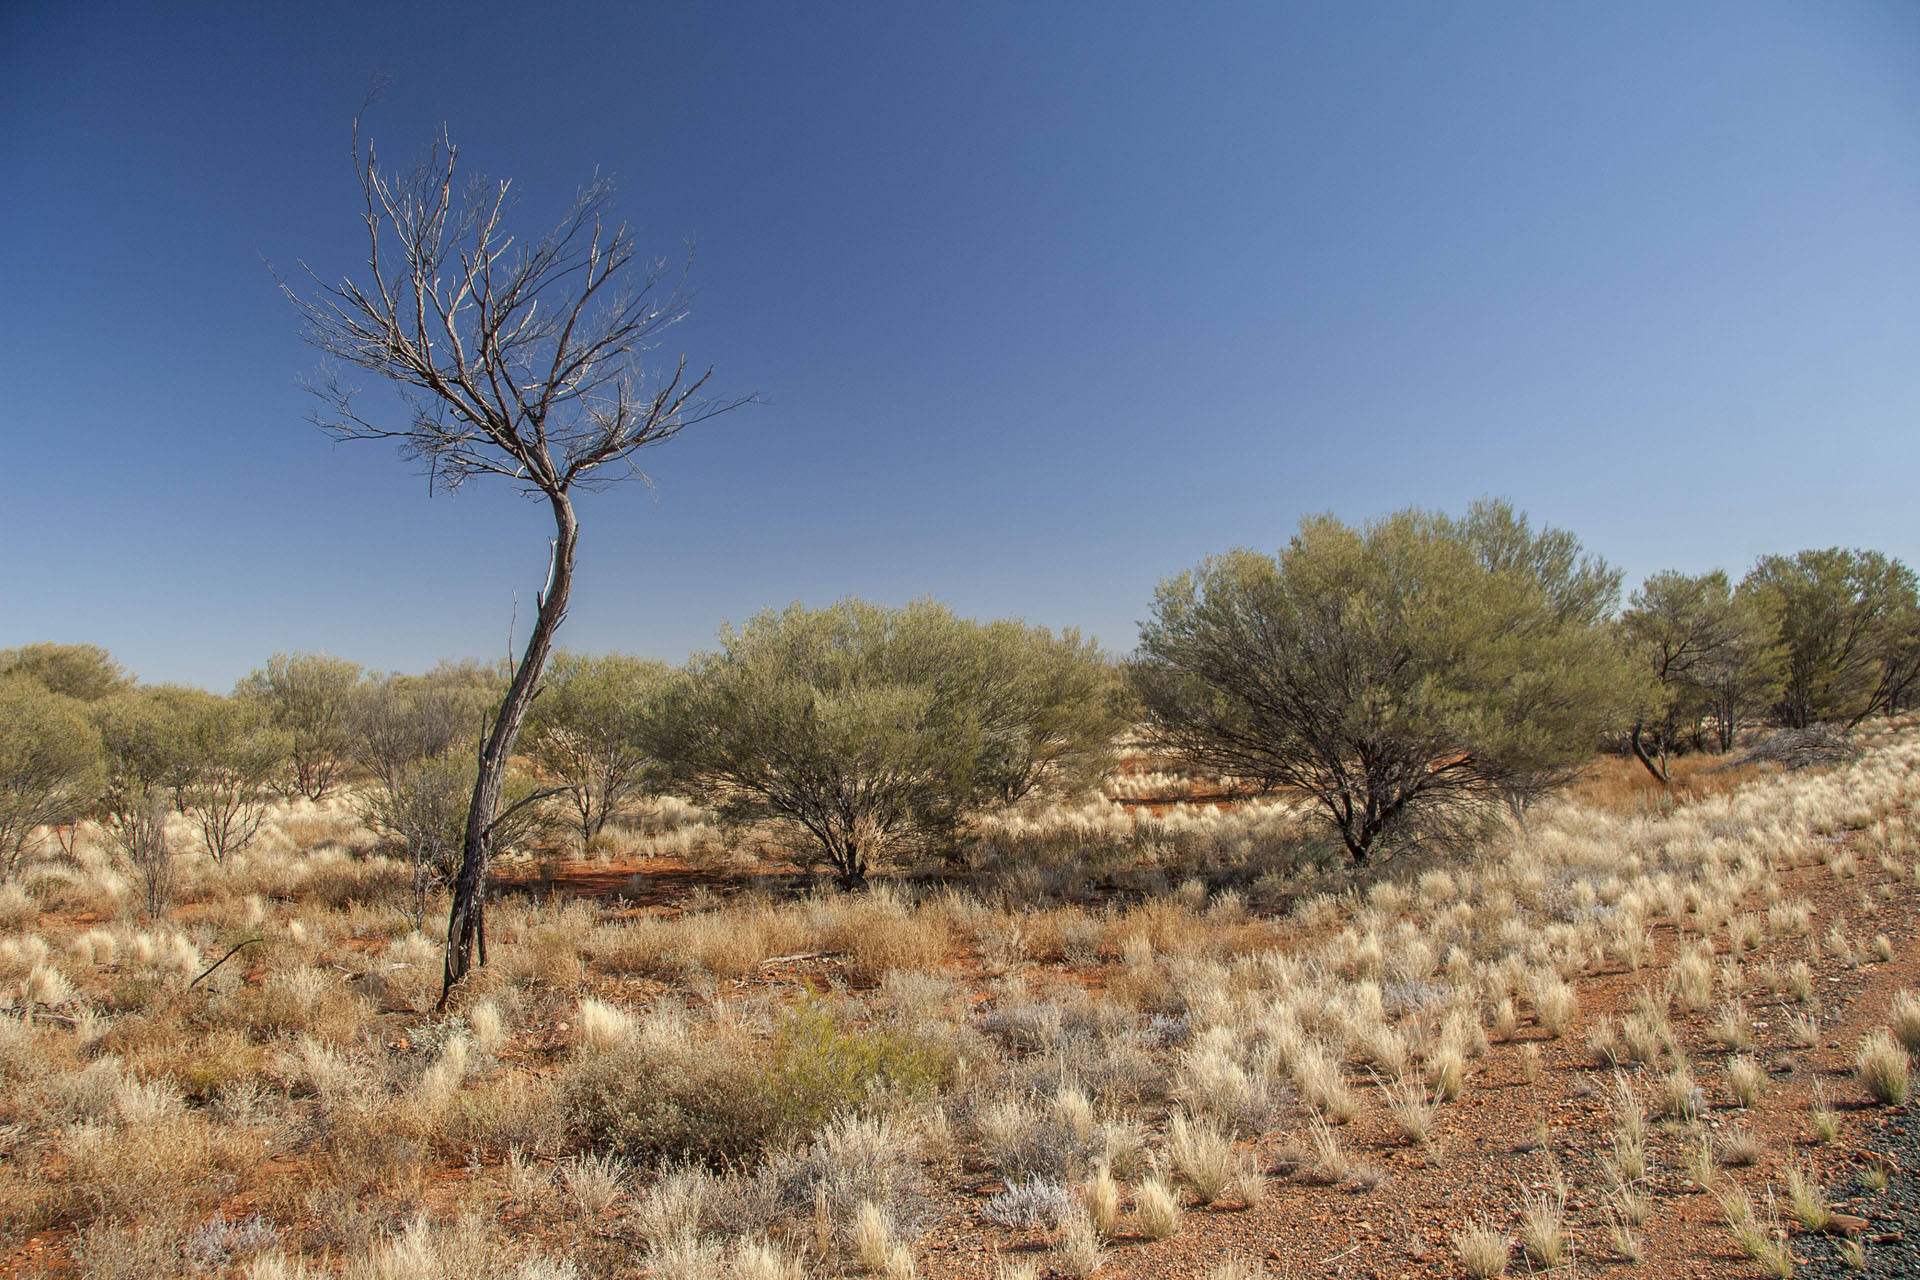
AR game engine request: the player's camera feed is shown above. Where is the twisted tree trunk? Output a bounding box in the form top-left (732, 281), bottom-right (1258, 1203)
top-left (440, 493), bottom-right (578, 1006)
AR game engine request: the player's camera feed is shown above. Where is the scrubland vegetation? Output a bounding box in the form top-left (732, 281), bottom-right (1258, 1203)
top-left (3, 515), bottom-right (1920, 1279)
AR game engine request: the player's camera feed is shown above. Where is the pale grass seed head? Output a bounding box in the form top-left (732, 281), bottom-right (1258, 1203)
top-left (1054, 1209), bottom-right (1104, 1279)
top-left (21, 962), bottom-right (74, 1008)
top-left (852, 1199), bottom-right (914, 1277)
top-left (1669, 946), bottom-right (1716, 1013)
top-left (1491, 997), bottom-right (1519, 1041)
top-left (1587, 1018), bottom-right (1626, 1069)
top-left (633, 1163), bottom-right (717, 1247)
top-left (1381, 1072), bottom-right (1437, 1146)
top-left (1082, 1166), bottom-right (1120, 1240)
top-left (112, 1075), bottom-right (184, 1126)
top-left (414, 1033), bottom-right (471, 1116)
top-left (1711, 1001), bottom-right (1756, 1052)
top-left (1726, 1055), bottom-right (1765, 1108)
top-left (1453, 1220), bottom-right (1511, 1279)
top-left (574, 996), bottom-right (633, 1054)
top-left (563, 1149), bottom-right (625, 1219)
top-left (1682, 1127), bottom-right (1719, 1189)
top-left (1888, 989), bottom-right (1920, 1053)
top-left (1811, 1080), bottom-right (1842, 1143)
top-left (1657, 1061), bottom-right (1702, 1121)
top-left (645, 1231), bottom-right (726, 1280)
top-left (1718, 1124), bottom-right (1765, 1167)
top-left (1429, 1042), bottom-right (1468, 1100)
top-left (1133, 1172), bottom-right (1182, 1240)
top-left (467, 999), bottom-right (505, 1054)
top-left (1518, 1182), bottom-right (1567, 1267)
top-left (1166, 1111), bottom-right (1235, 1205)
top-left (1784, 1159), bottom-right (1832, 1231)
top-left (729, 1240), bottom-right (805, 1280)
top-left (1231, 1149), bottom-right (1268, 1207)
top-left (1528, 973), bottom-right (1578, 1038)
top-left (1856, 1028), bottom-right (1911, 1105)
top-left (1307, 1114), bottom-right (1351, 1184)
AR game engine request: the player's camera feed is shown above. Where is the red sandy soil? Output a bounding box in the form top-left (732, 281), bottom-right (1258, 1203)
top-left (493, 790), bottom-right (1920, 1280)
top-left (5, 775), bottom-right (1916, 1279)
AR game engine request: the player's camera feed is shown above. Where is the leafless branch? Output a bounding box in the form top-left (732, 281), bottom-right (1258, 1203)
top-left (282, 121), bottom-right (752, 502)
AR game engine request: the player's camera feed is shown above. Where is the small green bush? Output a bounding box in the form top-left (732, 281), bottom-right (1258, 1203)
top-left (766, 998), bottom-right (950, 1132)
top-left (561, 1033), bottom-right (780, 1167)
top-left (561, 999), bottom-right (948, 1167)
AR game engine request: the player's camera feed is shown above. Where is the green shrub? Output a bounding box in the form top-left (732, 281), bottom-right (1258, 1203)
top-left (650, 598), bottom-right (1127, 884)
top-left (766, 998), bottom-right (950, 1131)
top-left (561, 1032), bottom-right (781, 1166)
top-left (560, 999), bottom-right (949, 1167)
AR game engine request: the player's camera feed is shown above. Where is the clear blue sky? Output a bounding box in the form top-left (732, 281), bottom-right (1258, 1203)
top-left (5, 3), bottom-right (1918, 690)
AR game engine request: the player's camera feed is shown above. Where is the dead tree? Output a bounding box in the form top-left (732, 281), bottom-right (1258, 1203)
top-left (286, 120), bottom-right (748, 1005)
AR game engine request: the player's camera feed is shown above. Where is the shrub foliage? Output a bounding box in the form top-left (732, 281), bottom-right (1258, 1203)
top-left (649, 598), bottom-right (1125, 883)
top-left (1134, 501), bottom-right (1633, 861)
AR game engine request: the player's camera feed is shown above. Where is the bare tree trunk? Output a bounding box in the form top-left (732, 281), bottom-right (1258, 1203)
top-left (440, 494), bottom-right (578, 1006)
top-left (1628, 719), bottom-right (1670, 784)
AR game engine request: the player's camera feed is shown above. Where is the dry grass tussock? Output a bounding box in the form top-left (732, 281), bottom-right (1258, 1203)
top-left (0, 728), bottom-right (1916, 1275)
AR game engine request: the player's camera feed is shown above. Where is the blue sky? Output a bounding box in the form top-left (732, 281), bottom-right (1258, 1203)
top-left (5, 3), bottom-right (1918, 689)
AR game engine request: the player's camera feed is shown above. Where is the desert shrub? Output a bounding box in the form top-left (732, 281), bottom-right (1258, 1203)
top-left (980, 1177), bottom-right (1075, 1229)
top-left (560, 1000), bottom-right (943, 1167)
top-left (561, 1031), bottom-right (779, 1166)
top-left (358, 751), bottom-right (554, 924)
top-left (648, 598), bottom-right (1126, 884)
top-left (765, 998), bottom-right (951, 1131)
top-left (523, 651), bottom-right (673, 849)
top-left (1134, 501), bottom-right (1632, 862)
top-left (92, 687), bottom-right (205, 914)
top-left (731, 1113), bottom-right (928, 1254)
top-left (971, 1083), bottom-right (1131, 1183)
top-left (236, 652), bottom-right (364, 801)
top-left (0, 674), bottom-right (105, 878)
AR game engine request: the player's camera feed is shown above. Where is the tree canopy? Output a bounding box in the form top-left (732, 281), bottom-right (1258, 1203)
top-left (237, 652), bottom-right (364, 800)
top-left (649, 599), bottom-right (1125, 884)
top-left (1, 643), bottom-right (133, 702)
top-left (1134, 501), bottom-right (1634, 862)
top-left (0, 675), bottom-right (104, 878)
top-left (525, 651), bottom-right (673, 849)
top-left (1742, 548), bottom-right (1920, 729)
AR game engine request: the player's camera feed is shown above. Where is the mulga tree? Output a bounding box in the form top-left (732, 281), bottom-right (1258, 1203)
top-left (92, 687), bottom-right (203, 916)
top-left (1742, 548), bottom-right (1920, 729)
top-left (237, 652), bottom-right (364, 800)
top-left (1619, 570), bottom-right (1783, 778)
top-left (0, 643), bottom-right (134, 703)
top-left (1134, 501), bottom-right (1634, 863)
top-left (524, 651), bottom-right (672, 850)
top-left (286, 120), bottom-right (746, 1001)
top-left (176, 695), bottom-right (293, 863)
top-left (0, 675), bottom-right (105, 879)
top-left (649, 599), bottom-right (1125, 885)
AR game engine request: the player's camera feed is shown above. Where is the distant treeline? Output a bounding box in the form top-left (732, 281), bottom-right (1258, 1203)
top-left (4, 500), bottom-right (1916, 886)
